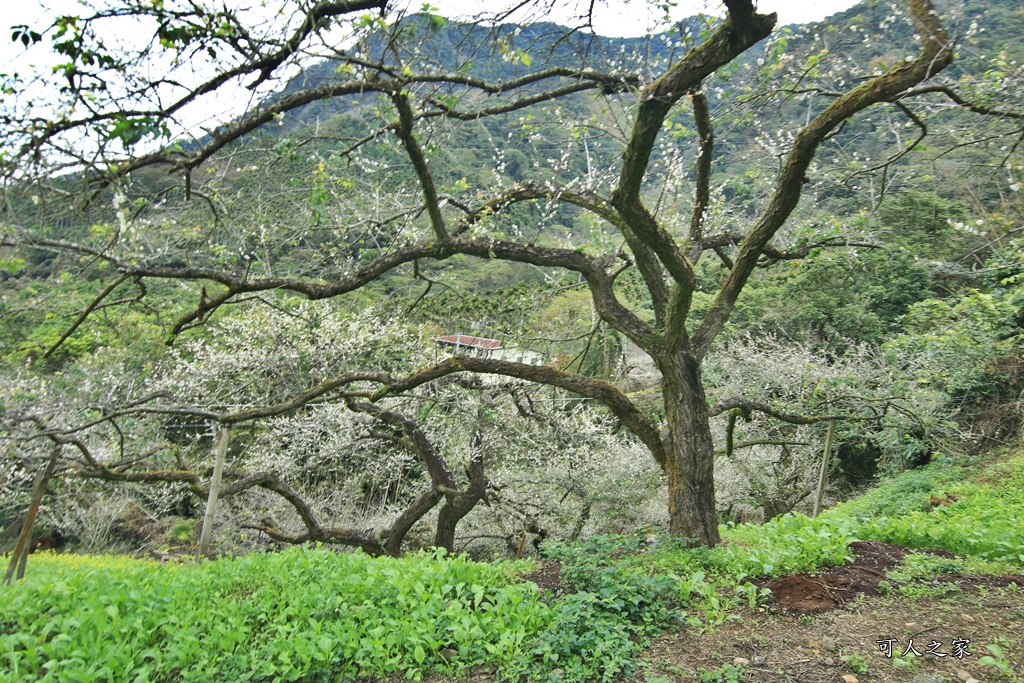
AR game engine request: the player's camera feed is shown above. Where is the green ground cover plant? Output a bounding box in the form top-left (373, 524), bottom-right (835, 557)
top-left (1, 548), bottom-right (549, 682)
top-left (511, 540), bottom-right (687, 682)
top-left (824, 454), bottom-right (1024, 563)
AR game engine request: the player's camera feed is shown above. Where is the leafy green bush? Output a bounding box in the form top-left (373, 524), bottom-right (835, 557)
top-left (508, 592), bottom-right (640, 682)
top-left (515, 540), bottom-right (686, 682)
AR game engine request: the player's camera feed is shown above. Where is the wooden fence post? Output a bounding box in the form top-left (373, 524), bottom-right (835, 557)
top-left (197, 426), bottom-right (230, 559)
top-left (812, 420), bottom-right (836, 518)
top-left (4, 446), bottom-right (60, 584)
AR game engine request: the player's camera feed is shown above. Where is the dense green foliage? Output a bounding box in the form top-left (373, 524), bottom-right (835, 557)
top-left (1, 549), bottom-right (547, 682)
top-left (828, 453), bottom-right (1024, 562)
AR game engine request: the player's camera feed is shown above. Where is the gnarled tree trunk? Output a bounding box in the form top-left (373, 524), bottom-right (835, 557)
top-left (434, 452), bottom-right (487, 552)
top-left (660, 352), bottom-right (720, 546)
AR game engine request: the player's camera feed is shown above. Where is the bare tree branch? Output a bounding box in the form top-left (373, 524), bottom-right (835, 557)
top-left (692, 0), bottom-right (953, 360)
top-left (709, 396), bottom-right (883, 424)
top-left (375, 355), bottom-right (668, 468)
top-left (898, 84), bottom-right (1024, 121)
top-left (43, 274), bottom-right (129, 359)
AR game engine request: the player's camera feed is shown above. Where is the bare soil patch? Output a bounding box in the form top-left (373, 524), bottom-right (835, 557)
top-left (637, 587), bottom-right (1024, 683)
top-left (525, 559), bottom-right (572, 596)
top-left (766, 541), bottom-right (1024, 616)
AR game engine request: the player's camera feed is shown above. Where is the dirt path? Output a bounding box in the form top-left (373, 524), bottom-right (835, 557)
top-left (638, 587), bottom-right (1023, 682)
top-left (638, 542), bottom-right (1024, 683)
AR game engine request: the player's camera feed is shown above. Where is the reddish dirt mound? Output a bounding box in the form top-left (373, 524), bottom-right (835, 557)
top-left (767, 540), bottom-right (1024, 614)
top-left (769, 541), bottom-right (946, 615)
top-left (766, 574), bottom-right (837, 614)
top-left (768, 565), bottom-right (886, 614)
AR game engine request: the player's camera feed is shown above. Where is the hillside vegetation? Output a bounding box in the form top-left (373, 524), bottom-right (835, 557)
top-left (1, 0), bottom-right (1024, 678)
top-left (3, 447), bottom-right (1022, 682)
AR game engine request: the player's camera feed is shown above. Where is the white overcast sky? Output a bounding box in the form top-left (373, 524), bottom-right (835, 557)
top-left (2, 0), bottom-right (861, 72)
top-left (0, 0), bottom-right (861, 144)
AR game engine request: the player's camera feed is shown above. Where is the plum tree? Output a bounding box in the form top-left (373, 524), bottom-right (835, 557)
top-left (3, 0), bottom-right (1015, 547)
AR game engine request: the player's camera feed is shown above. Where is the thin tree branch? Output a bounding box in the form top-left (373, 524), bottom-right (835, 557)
top-left (898, 84), bottom-right (1024, 121)
top-left (709, 397), bottom-right (883, 424)
top-left (392, 92), bottom-right (449, 242)
top-left (43, 274), bottom-right (129, 359)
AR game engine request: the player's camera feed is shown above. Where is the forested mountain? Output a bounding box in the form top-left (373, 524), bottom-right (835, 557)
top-left (12, 0), bottom-right (1017, 328)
